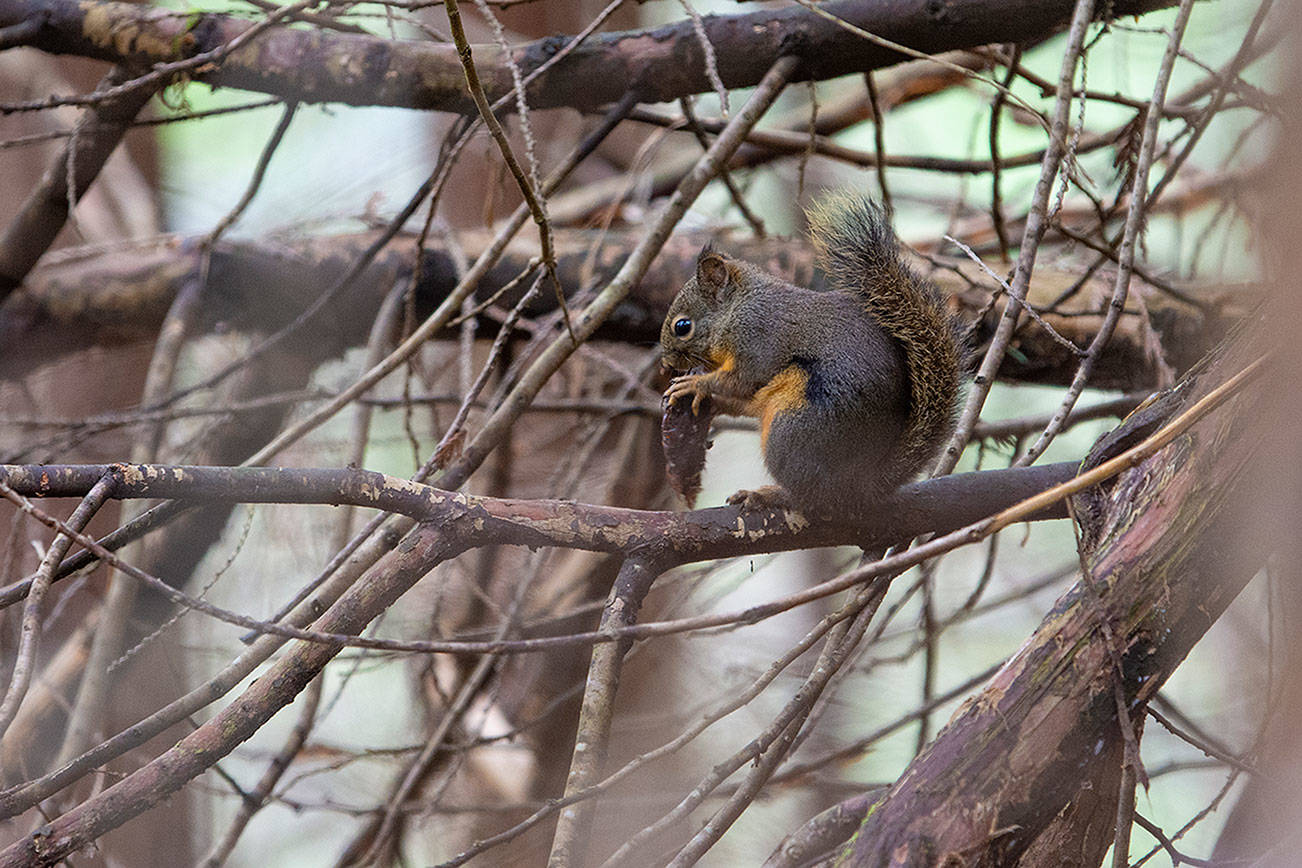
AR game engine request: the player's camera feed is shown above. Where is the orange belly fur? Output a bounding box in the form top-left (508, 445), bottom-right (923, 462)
top-left (750, 365), bottom-right (809, 450)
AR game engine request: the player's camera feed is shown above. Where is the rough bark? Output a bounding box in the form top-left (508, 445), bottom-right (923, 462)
top-left (1, 0), bottom-right (1179, 112)
top-left (836, 324), bottom-right (1272, 864)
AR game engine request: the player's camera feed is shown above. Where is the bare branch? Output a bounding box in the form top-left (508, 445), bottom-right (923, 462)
top-left (0, 0), bottom-right (1182, 112)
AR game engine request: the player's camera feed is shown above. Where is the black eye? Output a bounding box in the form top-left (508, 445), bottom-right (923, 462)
top-left (673, 317), bottom-right (693, 338)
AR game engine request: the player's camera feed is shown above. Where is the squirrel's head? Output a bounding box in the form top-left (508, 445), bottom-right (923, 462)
top-left (660, 245), bottom-right (746, 373)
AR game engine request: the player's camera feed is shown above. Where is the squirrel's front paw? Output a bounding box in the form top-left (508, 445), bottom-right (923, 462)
top-left (664, 373), bottom-right (711, 416)
top-left (727, 485), bottom-right (795, 512)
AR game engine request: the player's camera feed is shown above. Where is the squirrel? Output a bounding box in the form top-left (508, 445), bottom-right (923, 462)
top-left (659, 193), bottom-right (964, 517)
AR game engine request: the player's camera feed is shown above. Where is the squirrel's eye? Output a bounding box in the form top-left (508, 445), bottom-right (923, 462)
top-left (673, 318), bottom-right (693, 338)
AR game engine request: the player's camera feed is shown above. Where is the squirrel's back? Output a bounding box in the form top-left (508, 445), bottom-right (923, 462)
top-left (806, 194), bottom-right (963, 480)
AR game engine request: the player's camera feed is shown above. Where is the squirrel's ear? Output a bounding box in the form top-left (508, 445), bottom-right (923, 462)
top-left (695, 246), bottom-right (732, 298)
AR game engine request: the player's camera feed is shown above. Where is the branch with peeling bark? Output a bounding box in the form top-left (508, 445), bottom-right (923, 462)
top-left (831, 328), bottom-right (1276, 865)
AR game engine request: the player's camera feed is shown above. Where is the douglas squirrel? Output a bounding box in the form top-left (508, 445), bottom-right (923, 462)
top-left (659, 194), bottom-right (964, 517)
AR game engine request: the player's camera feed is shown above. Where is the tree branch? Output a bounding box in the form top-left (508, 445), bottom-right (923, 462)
top-left (0, 0), bottom-right (1181, 112)
top-left (0, 228), bottom-right (1240, 390)
top-left (0, 67), bottom-right (157, 301)
top-left (839, 332), bottom-right (1273, 864)
top-left (0, 460), bottom-right (1076, 613)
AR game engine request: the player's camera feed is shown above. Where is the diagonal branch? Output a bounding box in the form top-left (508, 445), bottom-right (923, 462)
top-left (839, 343), bottom-right (1272, 864)
top-left (0, 67), bottom-right (156, 301)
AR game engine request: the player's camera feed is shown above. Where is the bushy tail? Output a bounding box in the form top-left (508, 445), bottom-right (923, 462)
top-left (807, 193), bottom-right (962, 477)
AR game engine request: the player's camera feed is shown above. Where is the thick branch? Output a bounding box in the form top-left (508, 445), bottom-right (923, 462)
top-left (1, 229), bottom-right (1239, 389)
top-left (839, 321), bottom-right (1272, 863)
top-left (1, 0), bottom-right (1179, 111)
top-left (0, 460), bottom-right (1075, 611)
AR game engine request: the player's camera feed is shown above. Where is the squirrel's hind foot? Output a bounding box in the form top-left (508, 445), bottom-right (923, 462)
top-left (726, 484), bottom-right (795, 513)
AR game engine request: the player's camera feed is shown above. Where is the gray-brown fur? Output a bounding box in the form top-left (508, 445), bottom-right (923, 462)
top-left (807, 194), bottom-right (963, 479)
top-left (659, 194), bottom-right (963, 516)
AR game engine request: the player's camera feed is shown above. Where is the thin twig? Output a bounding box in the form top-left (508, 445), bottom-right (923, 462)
top-left (766, 660), bottom-right (1006, 785)
top-left (209, 100), bottom-right (298, 242)
top-left (864, 71), bottom-right (892, 216)
top-left (679, 96), bottom-right (765, 235)
top-left (0, 474), bottom-right (113, 740)
top-left (626, 104), bottom-right (1128, 176)
top-left (1111, 683), bottom-right (1140, 868)
top-left (663, 584), bottom-right (888, 867)
top-left (1146, 706), bottom-right (1262, 778)
top-left (915, 564), bottom-right (938, 755)
top-left (945, 233), bottom-right (1085, 356)
top-left (1053, 223), bottom-right (1212, 311)
top-left (936, 0), bottom-right (1098, 475)
top-left (988, 45), bottom-right (1021, 259)
top-left (1017, 0), bottom-right (1196, 467)
top-left (200, 675), bottom-right (324, 867)
top-left (434, 272), bottom-right (546, 462)
top-left (1131, 813), bottom-right (1217, 867)
top-left (358, 581), bottom-right (527, 864)
top-left (445, 0), bottom-right (574, 341)
top-left (1145, 0), bottom-right (1275, 212)
top-left (791, 0), bottom-right (1051, 134)
top-left (679, 0), bottom-right (728, 115)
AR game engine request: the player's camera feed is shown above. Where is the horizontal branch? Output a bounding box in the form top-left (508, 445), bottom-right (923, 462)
top-left (0, 454), bottom-right (1077, 862)
top-left (1, 0), bottom-right (1179, 111)
top-left (1, 228), bottom-right (1240, 389)
top-left (0, 460), bottom-right (1075, 608)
